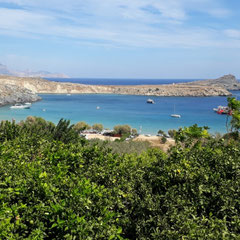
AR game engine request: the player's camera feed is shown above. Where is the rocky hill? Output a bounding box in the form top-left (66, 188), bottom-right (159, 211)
top-left (0, 63), bottom-right (69, 78)
top-left (0, 75), bottom-right (231, 97)
top-left (0, 84), bottom-right (41, 106)
top-left (187, 74), bottom-right (240, 90)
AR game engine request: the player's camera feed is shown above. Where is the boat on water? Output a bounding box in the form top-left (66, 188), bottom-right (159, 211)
top-left (171, 104), bottom-right (181, 118)
top-left (213, 105), bottom-right (232, 115)
top-left (213, 105), bottom-right (231, 115)
top-left (10, 103), bottom-right (31, 109)
top-left (147, 99), bottom-right (155, 104)
top-left (171, 114), bottom-right (181, 118)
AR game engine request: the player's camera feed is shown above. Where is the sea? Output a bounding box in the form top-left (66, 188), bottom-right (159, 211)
top-left (1, 78), bottom-right (239, 135)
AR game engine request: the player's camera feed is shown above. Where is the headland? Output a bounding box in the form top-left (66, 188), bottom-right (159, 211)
top-left (0, 83), bottom-right (41, 107)
top-left (0, 74), bottom-right (237, 104)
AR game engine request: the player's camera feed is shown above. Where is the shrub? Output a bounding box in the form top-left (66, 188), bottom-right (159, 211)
top-left (161, 136), bottom-right (167, 144)
top-left (168, 129), bottom-right (176, 138)
top-left (131, 128), bottom-right (138, 136)
top-left (74, 121), bottom-right (91, 132)
top-left (157, 129), bottom-right (165, 135)
top-left (89, 139), bottom-right (151, 155)
top-left (113, 124), bottom-right (131, 136)
top-left (0, 119), bottom-right (240, 239)
top-left (52, 118), bottom-right (80, 143)
top-left (92, 123), bottom-right (104, 132)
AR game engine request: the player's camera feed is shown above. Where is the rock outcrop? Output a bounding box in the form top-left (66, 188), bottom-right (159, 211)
top-left (0, 84), bottom-right (41, 106)
top-left (187, 74), bottom-right (240, 90)
top-left (0, 75), bottom-right (232, 97)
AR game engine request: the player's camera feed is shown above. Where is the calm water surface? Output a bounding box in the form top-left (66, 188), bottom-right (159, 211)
top-left (1, 91), bottom-right (239, 134)
top-left (46, 78), bottom-right (197, 85)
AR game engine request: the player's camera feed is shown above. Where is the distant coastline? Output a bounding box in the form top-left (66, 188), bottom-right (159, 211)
top-left (0, 74), bottom-right (236, 98)
top-left (45, 78), bottom-right (198, 85)
top-left (0, 74), bottom-right (239, 108)
top-left (45, 77), bottom-right (240, 86)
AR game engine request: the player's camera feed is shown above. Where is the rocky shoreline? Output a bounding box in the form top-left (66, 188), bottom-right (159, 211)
top-left (0, 84), bottom-right (41, 107)
top-left (0, 74), bottom-right (238, 107)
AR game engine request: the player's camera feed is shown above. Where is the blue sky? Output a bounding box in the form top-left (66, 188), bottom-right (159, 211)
top-left (0, 0), bottom-right (240, 78)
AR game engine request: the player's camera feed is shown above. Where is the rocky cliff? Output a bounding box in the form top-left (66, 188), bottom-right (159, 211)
top-left (0, 83), bottom-right (41, 106)
top-left (0, 75), bottom-right (231, 97)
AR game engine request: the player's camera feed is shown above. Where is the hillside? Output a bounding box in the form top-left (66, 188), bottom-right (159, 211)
top-left (0, 83), bottom-right (41, 106)
top-left (187, 74), bottom-right (240, 90)
top-left (0, 63), bottom-right (69, 78)
top-left (0, 75), bottom-right (231, 97)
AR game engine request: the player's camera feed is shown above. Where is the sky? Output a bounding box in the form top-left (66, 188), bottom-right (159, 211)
top-left (0, 0), bottom-right (240, 79)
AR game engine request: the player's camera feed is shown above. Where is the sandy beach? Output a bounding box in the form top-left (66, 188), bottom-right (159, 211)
top-left (85, 134), bottom-right (175, 152)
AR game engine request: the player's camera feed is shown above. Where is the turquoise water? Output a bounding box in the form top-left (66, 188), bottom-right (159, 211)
top-left (1, 91), bottom-right (239, 134)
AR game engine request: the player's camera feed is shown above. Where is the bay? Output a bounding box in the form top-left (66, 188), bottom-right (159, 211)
top-left (1, 91), bottom-right (239, 134)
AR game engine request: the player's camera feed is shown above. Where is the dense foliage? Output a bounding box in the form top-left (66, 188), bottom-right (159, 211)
top-left (92, 123), bottom-right (104, 132)
top-left (74, 121), bottom-right (91, 132)
top-left (0, 118), bottom-right (240, 239)
top-left (227, 97), bottom-right (240, 133)
top-left (113, 125), bottom-right (132, 136)
top-left (88, 139), bottom-right (150, 155)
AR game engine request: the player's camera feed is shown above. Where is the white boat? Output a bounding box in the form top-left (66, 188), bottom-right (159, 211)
top-left (171, 104), bottom-right (181, 118)
top-left (147, 99), bottom-right (155, 104)
top-left (171, 114), bottom-right (181, 118)
top-left (10, 103), bottom-right (31, 109)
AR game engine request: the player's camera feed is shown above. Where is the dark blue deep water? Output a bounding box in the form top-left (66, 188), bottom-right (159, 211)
top-left (46, 78), bottom-right (197, 85)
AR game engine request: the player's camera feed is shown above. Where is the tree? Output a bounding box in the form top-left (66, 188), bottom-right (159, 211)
top-left (174, 124), bottom-right (210, 147)
top-left (74, 121), bottom-right (91, 132)
top-left (158, 129), bottom-right (167, 137)
top-left (113, 124), bottom-right (131, 136)
top-left (1, 118), bottom-right (240, 239)
top-left (92, 123), bottom-right (104, 132)
top-left (226, 97), bottom-right (240, 133)
top-left (131, 128), bottom-right (138, 136)
top-left (53, 118), bottom-right (80, 143)
top-left (161, 136), bottom-right (167, 144)
top-left (168, 129), bottom-right (176, 138)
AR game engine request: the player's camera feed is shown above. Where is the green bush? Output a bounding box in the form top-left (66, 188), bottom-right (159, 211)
top-left (113, 124), bottom-right (131, 136)
top-left (74, 121), bottom-right (91, 132)
top-left (0, 120), bottom-right (240, 239)
top-left (131, 128), bottom-right (138, 136)
top-left (88, 139), bottom-right (151, 155)
top-left (92, 123), bottom-right (104, 132)
top-left (157, 129), bottom-right (165, 136)
top-left (161, 136), bottom-right (167, 144)
top-left (168, 129), bottom-right (176, 138)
